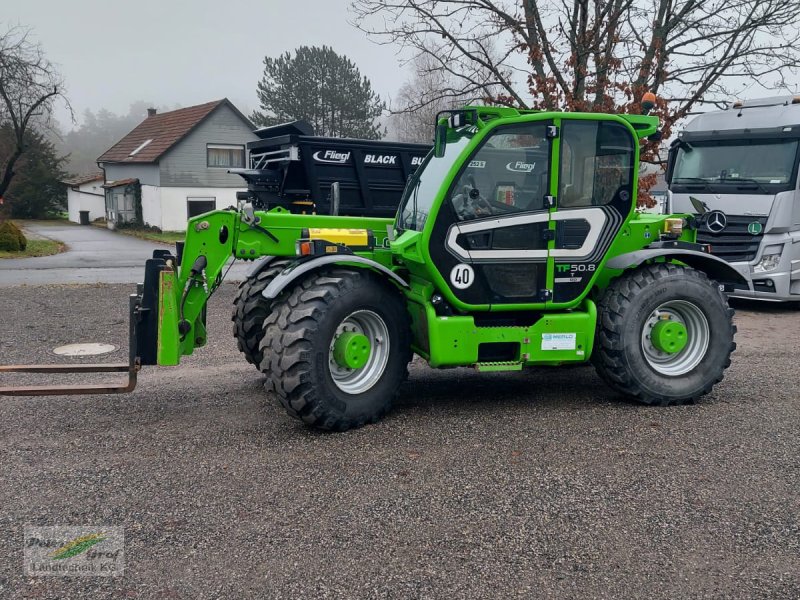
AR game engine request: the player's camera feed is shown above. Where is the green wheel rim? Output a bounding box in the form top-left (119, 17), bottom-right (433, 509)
top-left (333, 332), bottom-right (371, 369)
top-left (650, 319), bottom-right (688, 354)
top-left (641, 300), bottom-right (709, 376)
top-left (328, 309), bottom-right (390, 394)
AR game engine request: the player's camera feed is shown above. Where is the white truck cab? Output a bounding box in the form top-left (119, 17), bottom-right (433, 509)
top-left (668, 95), bottom-right (800, 301)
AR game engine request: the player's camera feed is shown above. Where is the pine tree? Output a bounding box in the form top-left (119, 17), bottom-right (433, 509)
top-left (252, 45), bottom-right (385, 139)
top-left (1, 125), bottom-right (67, 218)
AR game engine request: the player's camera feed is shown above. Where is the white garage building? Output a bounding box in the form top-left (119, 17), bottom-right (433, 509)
top-left (97, 99), bottom-right (257, 232)
top-left (64, 173), bottom-right (105, 223)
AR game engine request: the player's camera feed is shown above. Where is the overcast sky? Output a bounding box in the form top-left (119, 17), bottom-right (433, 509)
top-left (6, 0), bottom-right (800, 130)
top-left (5, 0), bottom-right (410, 128)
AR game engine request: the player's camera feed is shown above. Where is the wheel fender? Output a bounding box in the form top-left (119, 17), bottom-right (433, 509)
top-left (261, 255), bottom-right (409, 300)
top-left (244, 255), bottom-right (279, 279)
top-left (606, 249), bottom-right (750, 286)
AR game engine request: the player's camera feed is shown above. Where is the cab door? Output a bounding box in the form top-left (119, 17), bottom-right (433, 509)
top-left (428, 120), bottom-right (556, 307)
top-left (551, 118), bottom-right (637, 304)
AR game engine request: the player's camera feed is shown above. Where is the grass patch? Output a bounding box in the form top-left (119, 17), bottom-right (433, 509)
top-left (0, 239), bottom-right (64, 259)
top-left (116, 228), bottom-right (185, 245)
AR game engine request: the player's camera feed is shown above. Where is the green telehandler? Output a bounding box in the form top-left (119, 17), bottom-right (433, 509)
top-left (0, 100), bottom-right (746, 431)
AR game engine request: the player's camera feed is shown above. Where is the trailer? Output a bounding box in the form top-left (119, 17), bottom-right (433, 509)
top-left (232, 121), bottom-right (430, 218)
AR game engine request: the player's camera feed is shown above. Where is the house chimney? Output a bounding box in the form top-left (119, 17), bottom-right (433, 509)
top-left (147, 108), bottom-right (157, 117)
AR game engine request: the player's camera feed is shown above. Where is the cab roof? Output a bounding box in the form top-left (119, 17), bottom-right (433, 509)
top-left (683, 95), bottom-right (800, 137)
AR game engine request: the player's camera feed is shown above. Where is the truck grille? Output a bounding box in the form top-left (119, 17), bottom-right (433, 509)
top-left (696, 215), bottom-right (767, 263)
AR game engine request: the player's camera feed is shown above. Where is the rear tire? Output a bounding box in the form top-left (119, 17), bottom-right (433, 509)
top-left (260, 269), bottom-right (412, 431)
top-left (592, 263), bottom-right (736, 405)
top-left (231, 258), bottom-right (290, 368)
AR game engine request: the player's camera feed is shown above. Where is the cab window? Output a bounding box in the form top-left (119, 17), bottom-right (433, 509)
top-left (559, 121), bottom-right (634, 209)
top-left (449, 123), bottom-right (550, 221)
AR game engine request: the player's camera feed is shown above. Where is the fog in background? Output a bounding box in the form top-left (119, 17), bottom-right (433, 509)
top-left (5, 0), bottom-right (413, 171)
top-left (6, 0), bottom-right (800, 174)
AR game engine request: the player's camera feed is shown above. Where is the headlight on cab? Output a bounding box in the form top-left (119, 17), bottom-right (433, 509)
top-left (754, 245), bottom-right (783, 273)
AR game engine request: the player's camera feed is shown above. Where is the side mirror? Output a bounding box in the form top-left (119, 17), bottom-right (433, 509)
top-left (329, 181), bottom-right (340, 216)
top-left (689, 196), bottom-right (709, 215)
top-left (433, 122), bottom-right (447, 158)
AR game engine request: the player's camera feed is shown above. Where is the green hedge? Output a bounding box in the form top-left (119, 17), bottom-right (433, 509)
top-left (0, 221), bottom-right (27, 252)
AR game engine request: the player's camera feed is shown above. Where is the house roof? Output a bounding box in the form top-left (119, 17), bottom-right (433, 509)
top-left (103, 178), bottom-right (139, 189)
top-left (97, 99), bottom-right (252, 164)
top-left (63, 172), bottom-right (104, 186)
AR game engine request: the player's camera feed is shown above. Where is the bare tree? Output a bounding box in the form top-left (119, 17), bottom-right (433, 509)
top-left (352, 0), bottom-right (800, 201)
top-left (352, 0), bottom-right (800, 133)
top-left (0, 26), bottom-right (70, 199)
top-left (391, 52), bottom-right (490, 143)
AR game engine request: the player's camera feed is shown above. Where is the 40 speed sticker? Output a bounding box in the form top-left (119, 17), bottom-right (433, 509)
top-left (450, 264), bottom-right (475, 289)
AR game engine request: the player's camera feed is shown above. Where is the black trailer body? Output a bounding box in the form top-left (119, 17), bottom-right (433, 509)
top-left (232, 121), bottom-right (431, 218)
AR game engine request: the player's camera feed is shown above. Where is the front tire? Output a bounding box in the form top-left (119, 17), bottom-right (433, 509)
top-left (231, 258), bottom-right (290, 368)
top-left (260, 268), bottom-right (412, 431)
top-left (592, 263), bottom-right (736, 405)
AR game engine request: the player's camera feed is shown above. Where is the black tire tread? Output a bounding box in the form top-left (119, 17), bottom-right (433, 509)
top-left (231, 258), bottom-right (291, 368)
top-left (260, 268), bottom-right (412, 430)
top-left (592, 263), bottom-right (736, 406)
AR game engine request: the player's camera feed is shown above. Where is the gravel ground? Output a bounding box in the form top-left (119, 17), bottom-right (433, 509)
top-left (0, 283), bottom-right (798, 599)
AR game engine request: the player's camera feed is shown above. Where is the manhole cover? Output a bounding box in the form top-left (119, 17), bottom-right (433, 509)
top-left (53, 343), bottom-right (117, 357)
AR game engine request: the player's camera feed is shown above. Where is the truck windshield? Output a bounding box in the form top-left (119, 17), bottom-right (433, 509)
top-left (672, 139), bottom-right (799, 192)
top-left (397, 130), bottom-right (474, 231)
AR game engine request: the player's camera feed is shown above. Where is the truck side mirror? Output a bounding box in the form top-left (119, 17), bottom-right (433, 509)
top-left (689, 196), bottom-right (709, 215)
top-left (434, 123), bottom-right (447, 158)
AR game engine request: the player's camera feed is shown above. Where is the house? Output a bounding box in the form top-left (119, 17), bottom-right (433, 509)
top-left (96, 99), bottom-right (258, 231)
top-left (64, 173), bottom-right (105, 223)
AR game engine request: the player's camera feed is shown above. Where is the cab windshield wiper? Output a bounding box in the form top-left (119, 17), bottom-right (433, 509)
top-left (409, 180), bottom-right (421, 230)
top-left (672, 177), bottom-right (709, 189)
top-left (673, 177), bottom-right (709, 183)
top-left (717, 177), bottom-right (768, 193)
top-left (397, 175), bottom-right (421, 232)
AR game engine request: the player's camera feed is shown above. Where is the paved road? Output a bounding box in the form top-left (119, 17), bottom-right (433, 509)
top-left (0, 222), bottom-right (248, 286)
top-left (0, 285), bottom-right (797, 598)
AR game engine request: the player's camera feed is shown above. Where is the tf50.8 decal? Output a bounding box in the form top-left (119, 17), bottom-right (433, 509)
top-left (554, 263), bottom-right (596, 283)
top-left (450, 264), bottom-right (475, 289)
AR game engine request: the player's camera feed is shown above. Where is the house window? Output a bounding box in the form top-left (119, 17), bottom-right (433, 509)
top-left (187, 197), bottom-right (217, 219)
top-left (207, 144), bottom-right (245, 168)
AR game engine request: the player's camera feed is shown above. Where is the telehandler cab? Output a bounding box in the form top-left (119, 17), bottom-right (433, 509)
top-left (0, 101), bottom-right (746, 431)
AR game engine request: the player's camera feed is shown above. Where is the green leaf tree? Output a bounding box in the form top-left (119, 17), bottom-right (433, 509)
top-left (0, 25), bottom-right (70, 201)
top-left (252, 45), bottom-right (385, 139)
top-left (0, 124), bottom-right (67, 218)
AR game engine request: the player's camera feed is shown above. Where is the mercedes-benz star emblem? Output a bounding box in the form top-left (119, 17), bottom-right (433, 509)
top-left (705, 210), bottom-right (728, 234)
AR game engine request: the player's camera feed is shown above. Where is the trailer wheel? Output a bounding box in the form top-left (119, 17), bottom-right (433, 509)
top-left (231, 259), bottom-right (291, 368)
top-left (260, 268), bottom-right (411, 431)
top-left (592, 263), bottom-right (736, 405)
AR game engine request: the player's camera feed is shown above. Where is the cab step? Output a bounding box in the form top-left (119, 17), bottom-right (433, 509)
top-left (474, 361), bottom-right (523, 373)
